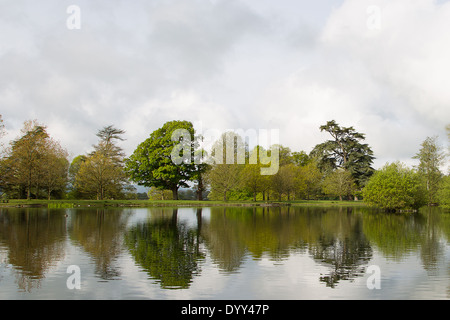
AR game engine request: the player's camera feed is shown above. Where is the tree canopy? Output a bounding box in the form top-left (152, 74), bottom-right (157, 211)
top-left (125, 120), bottom-right (197, 200)
top-left (362, 162), bottom-right (426, 212)
top-left (75, 125), bottom-right (128, 200)
top-left (311, 120), bottom-right (374, 188)
top-left (0, 120), bottom-right (68, 199)
top-left (0, 115), bottom-right (448, 211)
top-left (413, 136), bottom-right (445, 205)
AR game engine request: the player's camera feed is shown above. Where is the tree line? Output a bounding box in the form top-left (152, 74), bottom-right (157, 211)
top-left (0, 114), bottom-right (448, 211)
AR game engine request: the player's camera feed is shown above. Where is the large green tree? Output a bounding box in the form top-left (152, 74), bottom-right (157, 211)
top-left (1, 120), bottom-right (69, 199)
top-left (413, 136), bottom-right (445, 205)
top-left (9, 121), bottom-right (49, 199)
top-left (311, 120), bottom-right (375, 190)
top-left (125, 120), bottom-right (197, 200)
top-left (206, 131), bottom-right (246, 201)
top-left (75, 125), bottom-right (128, 200)
top-left (75, 152), bottom-right (126, 200)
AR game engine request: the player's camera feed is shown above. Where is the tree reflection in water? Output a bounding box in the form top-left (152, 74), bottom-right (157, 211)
top-left (69, 208), bottom-right (131, 280)
top-left (1, 205), bottom-right (449, 294)
top-left (203, 206), bottom-right (373, 288)
top-left (124, 208), bottom-right (205, 289)
top-left (0, 208), bottom-right (66, 292)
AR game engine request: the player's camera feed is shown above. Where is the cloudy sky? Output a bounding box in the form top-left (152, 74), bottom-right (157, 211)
top-left (1, 0), bottom-right (449, 169)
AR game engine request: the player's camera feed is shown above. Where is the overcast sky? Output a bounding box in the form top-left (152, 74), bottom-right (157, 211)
top-left (1, 0), bottom-right (449, 169)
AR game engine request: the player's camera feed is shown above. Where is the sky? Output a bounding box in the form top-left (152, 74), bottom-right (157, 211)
top-left (0, 0), bottom-right (449, 169)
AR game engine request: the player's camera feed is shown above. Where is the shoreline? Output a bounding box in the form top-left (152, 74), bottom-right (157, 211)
top-left (0, 199), bottom-right (367, 209)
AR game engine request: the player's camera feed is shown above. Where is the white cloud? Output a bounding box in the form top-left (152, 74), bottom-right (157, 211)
top-left (258, 0), bottom-right (450, 166)
top-left (0, 0), bottom-right (449, 168)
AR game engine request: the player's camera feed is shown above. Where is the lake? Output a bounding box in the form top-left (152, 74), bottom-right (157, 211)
top-left (0, 205), bottom-right (449, 300)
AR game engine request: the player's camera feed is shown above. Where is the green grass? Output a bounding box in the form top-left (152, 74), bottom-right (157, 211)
top-left (0, 198), bottom-right (368, 208)
top-left (287, 200), bottom-right (367, 206)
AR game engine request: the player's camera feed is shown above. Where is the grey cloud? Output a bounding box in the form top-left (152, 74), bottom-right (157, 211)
top-left (0, 0), bottom-right (449, 166)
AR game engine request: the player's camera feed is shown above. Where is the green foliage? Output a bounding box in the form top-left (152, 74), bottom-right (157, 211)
top-left (75, 125), bottom-right (128, 200)
top-left (239, 146), bottom-right (272, 201)
top-left (147, 187), bottom-right (173, 201)
top-left (75, 152), bottom-right (127, 200)
top-left (67, 155), bottom-right (87, 199)
top-left (292, 151), bottom-right (310, 166)
top-left (124, 210), bottom-right (204, 289)
top-left (311, 120), bottom-right (374, 188)
top-left (207, 164), bottom-right (242, 201)
top-left (413, 136), bottom-right (445, 205)
top-left (270, 163), bottom-right (300, 201)
top-left (322, 169), bottom-right (355, 201)
top-left (363, 162), bottom-right (427, 211)
top-left (47, 202), bottom-right (75, 208)
top-left (437, 176), bottom-right (450, 208)
top-left (298, 160), bottom-right (323, 200)
top-left (126, 120), bottom-right (197, 200)
top-left (1, 116), bottom-right (447, 206)
top-left (1, 120), bottom-right (69, 199)
top-left (240, 163), bottom-right (265, 201)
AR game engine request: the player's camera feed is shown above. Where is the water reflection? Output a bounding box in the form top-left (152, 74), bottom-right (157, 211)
top-left (203, 207), bottom-right (373, 288)
top-left (124, 208), bottom-right (205, 289)
top-left (362, 208), bottom-right (450, 275)
top-left (69, 208), bottom-right (132, 280)
top-left (307, 208), bottom-right (372, 288)
top-left (0, 206), bottom-right (449, 297)
top-left (0, 208), bottom-right (66, 292)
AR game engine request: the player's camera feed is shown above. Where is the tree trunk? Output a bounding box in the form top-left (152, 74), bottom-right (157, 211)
top-left (172, 186), bottom-right (178, 200)
top-left (197, 173), bottom-right (204, 201)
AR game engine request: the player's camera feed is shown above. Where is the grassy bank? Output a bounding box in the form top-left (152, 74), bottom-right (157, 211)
top-left (0, 199), bottom-right (367, 208)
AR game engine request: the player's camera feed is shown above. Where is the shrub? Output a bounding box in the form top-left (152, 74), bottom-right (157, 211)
top-left (437, 176), bottom-right (450, 209)
top-left (363, 162), bottom-right (426, 212)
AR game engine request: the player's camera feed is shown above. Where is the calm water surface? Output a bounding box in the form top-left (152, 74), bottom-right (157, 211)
top-left (0, 206), bottom-right (449, 300)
